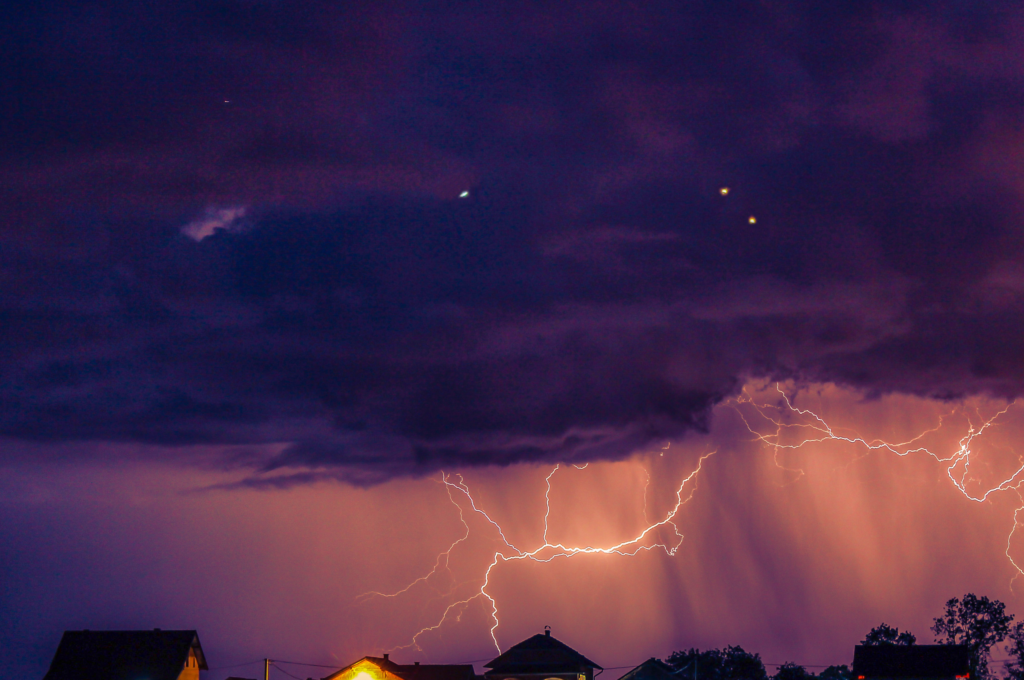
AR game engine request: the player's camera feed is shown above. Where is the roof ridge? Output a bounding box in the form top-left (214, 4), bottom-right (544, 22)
top-left (485, 632), bottom-right (602, 671)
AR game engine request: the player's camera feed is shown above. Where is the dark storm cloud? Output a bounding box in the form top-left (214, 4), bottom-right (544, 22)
top-left (5, 0), bottom-right (1024, 477)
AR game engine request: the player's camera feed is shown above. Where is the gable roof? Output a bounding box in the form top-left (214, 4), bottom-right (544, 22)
top-left (485, 632), bottom-right (602, 674)
top-left (323, 656), bottom-right (476, 680)
top-left (616, 658), bottom-right (677, 680)
top-left (44, 630), bottom-right (208, 680)
top-left (852, 645), bottom-right (971, 678)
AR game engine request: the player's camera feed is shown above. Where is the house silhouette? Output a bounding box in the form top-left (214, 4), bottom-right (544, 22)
top-left (43, 629), bottom-right (208, 680)
top-left (852, 645), bottom-right (971, 680)
top-left (484, 629), bottom-right (603, 680)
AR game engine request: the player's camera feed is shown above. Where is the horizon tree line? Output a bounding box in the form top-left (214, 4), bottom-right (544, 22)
top-left (663, 594), bottom-right (1024, 680)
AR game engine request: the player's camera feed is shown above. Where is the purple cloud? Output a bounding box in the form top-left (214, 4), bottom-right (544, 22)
top-left (3, 1), bottom-right (1024, 480)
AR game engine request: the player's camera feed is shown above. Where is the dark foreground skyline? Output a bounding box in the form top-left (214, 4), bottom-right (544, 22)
top-left (7, 1), bottom-right (1024, 678)
top-left (27, 607), bottom-right (1021, 680)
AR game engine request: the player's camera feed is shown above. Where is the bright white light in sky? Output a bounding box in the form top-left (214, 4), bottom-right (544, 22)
top-left (460, 191), bottom-right (470, 198)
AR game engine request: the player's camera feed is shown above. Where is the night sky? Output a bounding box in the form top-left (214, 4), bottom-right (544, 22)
top-left (7, 2), bottom-right (1024, 679)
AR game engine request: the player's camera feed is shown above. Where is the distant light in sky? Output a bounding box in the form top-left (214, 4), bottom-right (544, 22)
top-left (460, 191), bottom-right (470, 198)
top-left (720, 187), bottom-right (729, 195)
top-left (749, 216), bottom-right (757, 224)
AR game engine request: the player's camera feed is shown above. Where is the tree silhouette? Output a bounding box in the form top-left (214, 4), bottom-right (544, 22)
top-left (772, 663), bottom-right (812, 680)
top-left (667, 647), bottom-right (721, 680)
top-left (818, 665), bottom-right (851, 680)
top-left (862, 623), bottom-right (916, 646)
top-left (932, 594), bottom-right (1013, 680)
top-left (722, 647), bottom-right (770, 680)
top-left (666, 647), bottom-right (768, 680)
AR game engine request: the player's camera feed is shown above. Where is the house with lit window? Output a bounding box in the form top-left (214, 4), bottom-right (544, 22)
top-left (43, 629), bottom-right (208, 680)
top-left (483, 628), bottom-right (602, 680)
top-left (323, 654), bottom-right (477, 680)
top-left (852, 645), bottom-right (971, 680)
top-left (324, 629), bottom-right (601, 680)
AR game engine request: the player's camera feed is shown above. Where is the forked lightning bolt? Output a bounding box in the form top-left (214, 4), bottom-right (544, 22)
top-left (357, 480), bottom-right (472, 603)
top-left (360, 382), bottom-right (1024, 655)
top-left (359, 452), bottom-right (715, 654)
top-left (734, 384), bottom-right (1023, 501)
top-left (735, 383), bottom-right (1024, 580)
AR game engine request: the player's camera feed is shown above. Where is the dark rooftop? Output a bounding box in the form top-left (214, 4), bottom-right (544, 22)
top-left (323, 656), bottom-right (476, 680)
top-left (852, 645), bottom-right (971, 679)
top-left (616, 658), bottom-right (677, 680)
top-left (485, 631), bottom-right (602, 674)
top-left (43, 630), bottom-right (207, 680)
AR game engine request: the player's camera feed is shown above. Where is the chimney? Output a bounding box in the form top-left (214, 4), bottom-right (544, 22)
top-left (384, 654), bottom-right (390, 662)
top-left (415, 663), bottom-right (420, 666)
top-left (544, 626), bottom-right (551, 637)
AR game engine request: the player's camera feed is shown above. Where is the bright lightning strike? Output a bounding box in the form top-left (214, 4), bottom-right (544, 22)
top-left (360, 452), bottom-right (715, 654)
top-left (734, 383), bottom-right (1024, 581)
top-left (359, 382), bottom-right (1024, 656)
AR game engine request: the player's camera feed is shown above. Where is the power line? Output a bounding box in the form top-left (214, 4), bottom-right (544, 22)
top-left (273, 663), bottom-right (310, 680)
top-left (660, 657), bottom-right (842, 669)
top-left (208, 660), bottom-right (265, 671)
top-left (761, 663), bottom-right (842, 668)
top-left (273, 660), bottom-right (344, 669)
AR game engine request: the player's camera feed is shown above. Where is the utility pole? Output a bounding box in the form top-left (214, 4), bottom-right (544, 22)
top-left (265, 659), bottom-right (271, 680)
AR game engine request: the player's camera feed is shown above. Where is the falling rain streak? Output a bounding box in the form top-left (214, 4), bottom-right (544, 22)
top-left (361, 381), bottom-right (1024, 654)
